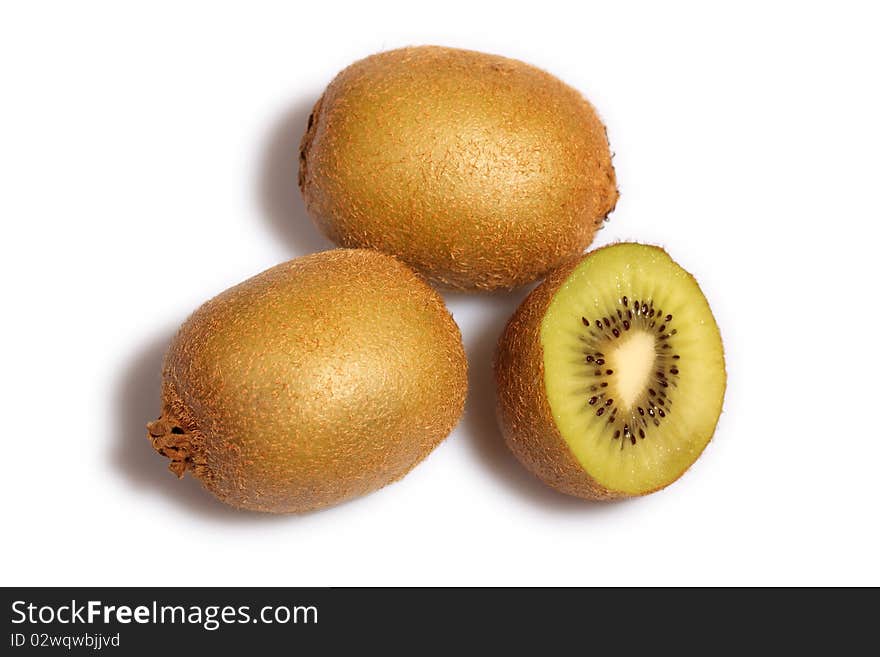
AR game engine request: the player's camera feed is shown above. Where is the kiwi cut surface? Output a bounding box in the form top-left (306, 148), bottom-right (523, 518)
top-left (495, 243), bottom-right (726, 498)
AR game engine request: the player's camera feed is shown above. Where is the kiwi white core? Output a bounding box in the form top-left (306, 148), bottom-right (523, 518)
top-left (608, 331), bottom-right (656, 410)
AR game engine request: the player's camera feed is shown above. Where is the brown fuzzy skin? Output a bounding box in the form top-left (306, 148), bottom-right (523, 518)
top-left (495, 257), bottom-right (620, 500)
top-left (147, 249), bottom-right (467, 513)
top-left (299, 46), bottom-right (618, 292)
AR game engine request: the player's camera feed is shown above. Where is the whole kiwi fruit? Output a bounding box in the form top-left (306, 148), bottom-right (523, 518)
top-left (147, 249), bottom-right (467, 513)
top-left (495, 243), bottom-right (726, 499)
top-left (299, 45), bottom-right (618, 291)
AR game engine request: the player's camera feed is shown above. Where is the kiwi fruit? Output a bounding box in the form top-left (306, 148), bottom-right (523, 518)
top-left (299, 45), bottom-right (618, 291)
top-left (147, 249), bottom-right (467, 513)
top-left (495, 243), bottom-right (725, 499)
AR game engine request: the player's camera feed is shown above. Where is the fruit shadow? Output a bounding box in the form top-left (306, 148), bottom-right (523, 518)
top-left (111, 329), bottom-right (285, 523)
top-left (449, 289), bottom-right (633, 515)
top-left (257, 94), bottom-right (335, 256)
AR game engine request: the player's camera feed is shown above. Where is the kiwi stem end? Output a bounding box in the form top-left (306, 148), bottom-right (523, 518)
top-left (146, 411), bottom-right (208, 480)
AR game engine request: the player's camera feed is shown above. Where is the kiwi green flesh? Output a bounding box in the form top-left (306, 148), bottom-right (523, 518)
top-left (541, 243), bottom-right (725, 495)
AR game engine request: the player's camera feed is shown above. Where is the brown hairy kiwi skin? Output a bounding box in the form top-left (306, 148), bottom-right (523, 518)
top-left (146, 249), bottom-right (467, 513)
top-left (299, 45), bottom-right (618, 292)
top-left (495, 243), bottom-right (725, 500)
top-left (494, 256), bottom-right (619, 500)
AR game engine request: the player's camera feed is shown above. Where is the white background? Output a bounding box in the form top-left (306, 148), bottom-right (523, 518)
top-left (2, 1), bottom-right (878, 586)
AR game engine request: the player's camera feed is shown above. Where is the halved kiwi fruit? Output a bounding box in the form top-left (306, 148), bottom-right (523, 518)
top-left (495, 243), bottom-right (725, 498)
top-left (147, 249), bottom-right (467, 513)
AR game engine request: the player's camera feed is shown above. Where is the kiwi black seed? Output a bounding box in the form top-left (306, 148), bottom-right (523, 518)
top-left (577, 298), bottom-right (680, 446)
